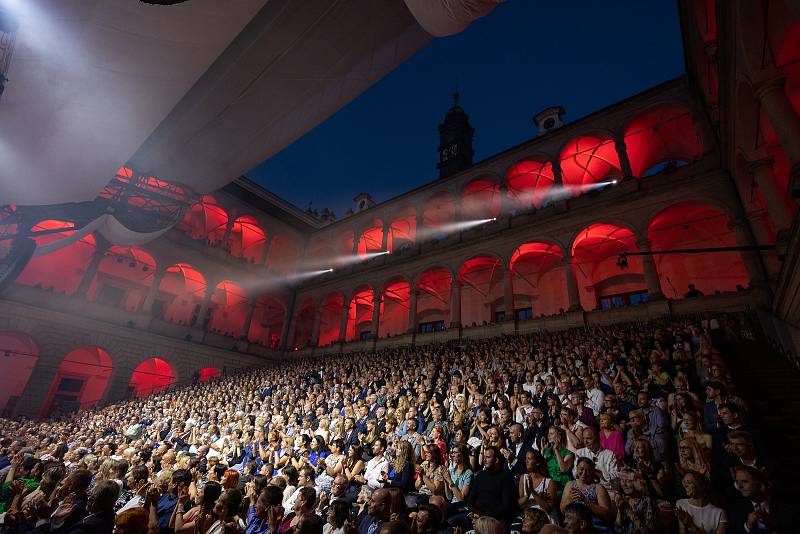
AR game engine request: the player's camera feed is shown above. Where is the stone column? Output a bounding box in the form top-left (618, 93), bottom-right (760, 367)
top-left (753, 76), bottom-right (800, 197)
top-left (450, 276), bottom-right (461, 329)
top-left (503, 264), bottom-right (515, 321)
top-left (746, 209), bottom-right (781, 281)
top-left (258, 236), bottom-right (273, 267)
top-left (637, 239), bottom-right (664, 300)
top-left (730, 217), bottom-right (770, 289)
top-left (194, 283), bottom-right (215, 329)
top-left (352, 231), bottom-right (360, 256)
top-left (338, 299), bottom-right (351, 342)
top-left (76, 241), bottom-right (109, 298)
top-left (407, 287), bottom-right (418, 335)
top-left (241, 299), bottom-right (257, 340)
top-left (563, 255), bottom-right (582, 312)
top-left (614, 135), bottom-right (635, 180)
top-left (142, 265), bottom-right (168, 314)
top-left (310, 305), bottom-right (322, 346)
top-left (370, 290), bottom-right (383, 339)
top-left (416, 213), bottom-right (425, 239)
top-left (12, 349), bottom-right (60, 418)
top-left (552, 160), bottom-right (564, 187)
top-left (280, 293), bottom-right (296, 350)
top-left (747, 157), bottom-right (793, 231)
top-left (221, 216), bottom-right (235, 250)
top-left (381, 223), bottom-right (390, 252)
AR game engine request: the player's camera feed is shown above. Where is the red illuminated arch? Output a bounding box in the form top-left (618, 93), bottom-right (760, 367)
top-left (248, 295), bottom-right (285, 349)
top-left (624, 104), bottom-right (702, 176)
top-left (268, 235), bottom-right (299, 274)
top-left (41, 346), bottom-right (113, 417)
top-left (505, 160), bottom-right (555, 209)
top-left (128, 358), bottom-right (175, 397)
top-left (292, 298), bottom-right (315, 350)
top-left (178, 195), bottom-right (228, 244)
top-left (318, 293), bottom-right (345, 346)
top-left (345, 286), bottom-right (374, 342)
top-left (357, 219), bottom-right (388, 256)
top-left (648, 203), bottom-right (749, 297)
top-left (462, 178), bottom-right (501, 219)
top-left (416, 267), bottom-right (452, 330)
top-left (458, 256), bottom-right (504, 326)
top-left (510, 242), bottom-right (568, 318)
top-left (229, 216), bottom-right (267, 263)
top-left (389, 207), bottom-right (417, 249)
top-left (208, 280), bottom-right (249, 338)
top-left (16, 220), bottom-right (96, 295)
top-left (87, 246), bottom-right (156, 311)
top-left (379, 278), bottom-right (410, 338)
top-left (423, 192), bottom-right (456, 231)
top-left (0, 332), bottom-right (38, 417)
top-left (198, 367), bottom-right (221, 382)
top-left (559, 135), bottom-right (621, 191)
top-left (157, 263), bottom-right (207, 325)
top-left (571, 223), bottom-right (642, 311)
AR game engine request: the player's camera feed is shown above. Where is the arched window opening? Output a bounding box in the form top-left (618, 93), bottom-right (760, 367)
top-left (87, 246), bottom-right (156, 311)
top-left (357, 220), bottom-right (388, 256)
top-left (422, 192), bottom-right (456, 237)
top-left (462, 179), bottom-right (501, 220)
top-left (208, 280), bottom-right (249, 338)
top-left (128, 358), bottom-right (175, 397)
top-left (268, 235), bottom-right (299, 274)
top-left (345, 287), bottom-right (374, 342)
top-left (389, 208), bottom-right (417, 249)
top-left (624, 105), bottom-right (703, 177)
top-left (505, 160), bottom-right (555, 209)
top-left (157, 263), bottom-right (207, 326)
top-left (248, 295), bottom-right (285, 349)
top-left (177, 195), bottom-right (228, 244)
top-left (559, 135), bottom-right (621, 193)
top-left (16, 220), bottom-right (96, 295)
top-left (197, 367), bottom-right (221, 382)
top-left (291, 299), bottom-right (315, 350)
top-left (0, 332), bottom-right (38, 417)
top-left (571, 224), bottom-right (643, 311)
top-left (379, 279), bottom-right (410, 338)
top-left (229, 216), bottom-right (267, 263)
top-left (458, 256), bottom-right (504, 326)
top-left (41, 346), bottom-right (113, 417)
top-left (319, 294), bottom-right (345, 346)
top-left (416, 268), bottom-right (452, 332)
top-left (648, 203), bottom-right (749, 298)
top-left (510, 243), bottom-right (567, 318)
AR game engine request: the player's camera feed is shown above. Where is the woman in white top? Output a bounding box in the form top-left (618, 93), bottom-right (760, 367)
top-left (517, 449), bottom-right (557, 523)
top-left (205, 488), bottom-right (243, 534)
top-left (676, 470), bottom-right (727, 534)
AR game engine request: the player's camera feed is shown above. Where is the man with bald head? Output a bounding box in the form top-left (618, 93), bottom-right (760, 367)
top-left (358, 488), bottom-right (390, 534)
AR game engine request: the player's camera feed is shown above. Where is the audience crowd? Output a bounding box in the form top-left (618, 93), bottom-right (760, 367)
top-left (0, 313), bottom-right (792, 533)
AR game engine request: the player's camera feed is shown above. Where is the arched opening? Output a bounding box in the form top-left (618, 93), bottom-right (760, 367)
top-left (389, 208), bottom-right (417, 250)
top-left (318, 293), bottom-right (345, 346)
top-left (16, 220), bottom-right (97, 295)
top-left (559, 135), bottom-right (621, 193)
top-left (291, 299), bottom-right (315, 350)
top-left (197, 367), bottom-right (221, 382)
top-left (157, 264), bottom-right (207, 326)
top-left (462, 178), bottom-right (501, 220)
top-left (357, 219), bottom-right (388, 255)
top-left (208, 280), bottom-right (249, 338)
top-left (41, 346), bottom-right (113, 417)
top-left (0, 332), bottom-right (38, 417)
top-left (422, 192), bottom-right (456, 237)
top-left (510, 243), bottom-right (567, 319)
top-left (267, 235), bottom-right (299, 274)
top-left (87, 246), bottom-right (156, 311)
top-left (379, 278), bottom-right (410, 338)
top-left (572, 223), bottom-right (644, 311)
top-left (624, 104), bottom-right (703, 177)
top-left (177, 195), bottom-right (228, 244)
top-left (128, 358), bottom-right (175, 397)
top-left (505, 160), bottom-right (555, 209)
top-left (345, 286), bottom-right (374, 342)
top-left (416, 268), bottom-right (452, 332)
top-left (248, 295), bottom-right (285, 349)
top-left (458, 256), bottom-right (504, 326)
top-left (648, 203), bottom-right (749, 298)
top-left (229, 216), bottom-right (267, 263)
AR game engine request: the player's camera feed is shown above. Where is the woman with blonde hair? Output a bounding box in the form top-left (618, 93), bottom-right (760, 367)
top-left (472, 515), bottom-right (504, 534)
top-left (387, 440), bottom-right (415, 492)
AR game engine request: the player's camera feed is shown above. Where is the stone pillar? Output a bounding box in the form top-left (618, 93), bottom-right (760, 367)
top-left (407, 287), bottom-right (418, 335)
top-left (730, 217), bottom-right (770, 289)
top-left (747, 157), bottom-right (793, 231)
top-left (615, 136), bottom-right (635, 180)
top-left (194, 283), bottom-right (215, 329)
top-left (142, 265), bottom-right (168, 314)
top-left (563, 256), bottom-right (582, 312)
top-left (499, 183), bottom-right (512, 216)
top-left (637, 239), bottom-right (664, 300)
top-left (258, 237), bottom-right (273, 267)
top-left (753, 76), bottom-right (800, 197)
top-left (503, 264), bottom-right (515, 321)
top-left (552, 160), bottom-right (564, 187)
top-left (13, 349), bottom-right (60, 418)
top-left (76, 241), bottom-right (109, 298)
top-left (280, 293), bottom-right (296, 350)
top-left (338, 299), bottom-right (351, 342)
top-left (450, 276), bottom-right (461, 329)
top-left (221, 216), bottom-right (235, 250)
top-left (241, 299), bottom-right (257, 340)
top-left (370, 290), bottom-right (383, 339)
top-left (746, 209), bottom-right (781, 281)
top-left (352, 232), bottom-right (360, 256)
top-left (381, 223), bottom-right (390, 252)
top-left (416, 213), bottom-right (425, 239)
top-left (310, 306), bottom-right (322, 346)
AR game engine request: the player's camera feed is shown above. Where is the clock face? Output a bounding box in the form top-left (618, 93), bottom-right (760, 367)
top-left (440, 144), bottom-right (459, 162)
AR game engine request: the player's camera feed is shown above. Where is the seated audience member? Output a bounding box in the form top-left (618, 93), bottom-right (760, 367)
top-left (464, 446), bottom-right (516, 525)
top-left (246, 485), bottom-right (283, 534)
top-left (726, 465), bottom-right (795, 534)
top-left (65, 479), bottom-right (119, 533)
top-left (613, 468), bottom-right (659, 534)
top-left (560, 457), bottom-right (613, 532)
top-left (572, 427), bottom-right (619, 490)
top-left (676, 470), bottom-right (727, 534)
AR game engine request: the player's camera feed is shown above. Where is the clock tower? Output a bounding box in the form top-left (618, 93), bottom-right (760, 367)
top-left (437, 91), bottom-right (474, 179)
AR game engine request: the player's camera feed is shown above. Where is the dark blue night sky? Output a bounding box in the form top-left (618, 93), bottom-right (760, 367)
top-left (248, 1), bottom-right (685, 217)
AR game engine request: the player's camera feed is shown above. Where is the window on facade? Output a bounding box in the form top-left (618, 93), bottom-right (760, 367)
top-left (495, 311), bottom-right (506, 323)
top-left (515, 307), bottom-right (533, 321)
top-left (359, 331), bottom-right (371, 341)
top-left (419, 320), bottom-right (445, 333)
top-left (598, 290), bottom-right (649, 310)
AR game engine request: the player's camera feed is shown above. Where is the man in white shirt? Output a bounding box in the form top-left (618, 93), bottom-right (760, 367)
top-left (283, 466), bottom-right (320, 510)
top-left (363, 438), bottom-right (390, 490)
top-left (573, 427), bottom-right (618, 489)
top-left (584, 376), bottom-right (605, 416)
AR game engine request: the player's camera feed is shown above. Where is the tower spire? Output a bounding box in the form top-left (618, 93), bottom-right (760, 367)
top-left (437, 89), bottom-right (474, 179)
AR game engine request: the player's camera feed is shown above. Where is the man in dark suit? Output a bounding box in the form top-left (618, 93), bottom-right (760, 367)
top-left (64, 479), bottom-right (119, 533)
top-left (501, 423), bottom-right (533, 477)
top-left (726, 465), bottom-right (796, 533)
